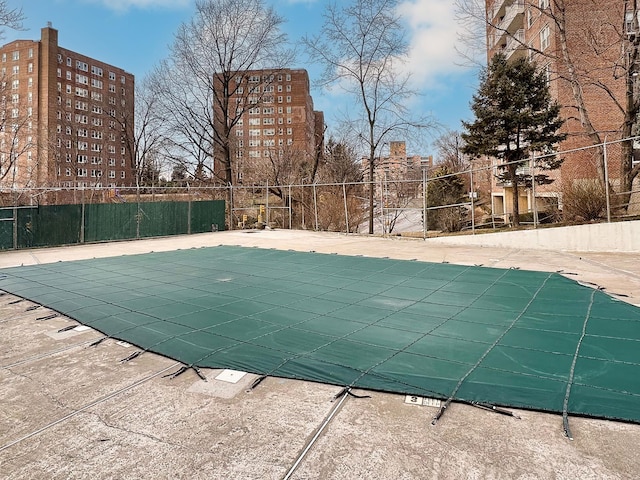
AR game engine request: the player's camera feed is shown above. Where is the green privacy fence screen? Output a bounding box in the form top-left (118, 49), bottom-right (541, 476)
top-left (0, 200), bottom-right (225, 250)
top-left (1, 246), bottom-right (639, 423)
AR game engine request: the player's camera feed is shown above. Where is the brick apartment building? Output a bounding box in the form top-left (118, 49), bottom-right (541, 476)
top-left (0, 25), bottom-right (134, 190)
top-left (485, 0), bottom-right (634, 218)
top-left (363, 141), bottom-right (431, 183)
top-left (224, 68), bottom-right (323, 184)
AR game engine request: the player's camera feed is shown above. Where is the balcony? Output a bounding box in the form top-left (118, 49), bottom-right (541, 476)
top-left (491, 0), bottom-right (525, 51)
top-left (503, 29), bottom-right (526, 59)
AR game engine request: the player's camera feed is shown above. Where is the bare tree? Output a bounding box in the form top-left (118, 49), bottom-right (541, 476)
top-left (0, 80), bottom-right (35, 191)
top-left (151, 0), bottom-right (292, 225)
top-left (0, 2), bottom-right (24, 40)
top-left (119, 77), bottom-right (166, 188)
top-left (304, 0), bottom-right (434, 234)
top-left (434, 130), bottom-right (470, 173)
top-left (317, 137), bottom-right (364, 185)
top-left (456, 0), bottom-right (640, 213)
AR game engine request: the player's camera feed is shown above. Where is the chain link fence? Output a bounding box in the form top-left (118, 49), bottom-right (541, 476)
top-left (0, 137), bottom-right (638, 248)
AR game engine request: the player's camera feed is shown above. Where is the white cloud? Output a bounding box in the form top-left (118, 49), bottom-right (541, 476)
top-left (397, 0), bottom-right (471, 88)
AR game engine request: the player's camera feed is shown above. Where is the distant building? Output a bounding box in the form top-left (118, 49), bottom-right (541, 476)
top-left (362, 141), bottom-right (431, 183)
top-left (485, 0), bottom-right (635, 218)
top-left (223, 68), bottom-right (323, 184)
top-left (0, 25), bottom-right (134, 189)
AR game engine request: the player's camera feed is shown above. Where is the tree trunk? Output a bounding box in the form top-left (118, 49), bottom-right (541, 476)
top-left (509, 163), bottom-right (520, 227)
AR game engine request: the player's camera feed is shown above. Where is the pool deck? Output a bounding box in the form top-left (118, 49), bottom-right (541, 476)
top-left (1, 229), bottom-right (639, 479)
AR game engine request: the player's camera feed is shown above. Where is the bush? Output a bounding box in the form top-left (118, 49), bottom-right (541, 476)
top-left (562, 180), bottom-right (607, 221)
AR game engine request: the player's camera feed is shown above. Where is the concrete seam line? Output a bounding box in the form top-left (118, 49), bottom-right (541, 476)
top-left (0, 339), bottom-right (100, 370)
top-left (282, 388), bottom-right (351, 480)
top-left (0, 362), bottom-right (181, 453)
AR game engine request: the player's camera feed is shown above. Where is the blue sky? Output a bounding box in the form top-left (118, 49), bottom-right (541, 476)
top-left (3, 0), bottom-right (480, 155)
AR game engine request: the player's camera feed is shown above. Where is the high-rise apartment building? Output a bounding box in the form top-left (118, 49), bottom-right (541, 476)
top-left (0, 25), bottom-right (134, 189)
top-left (485, 0), bottom-right (634, 217)
top-left (224, 68), bottom-right (323, 184)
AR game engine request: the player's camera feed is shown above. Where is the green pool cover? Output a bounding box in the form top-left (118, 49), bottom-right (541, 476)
top-left (1, 246), bottom-right (639, 423)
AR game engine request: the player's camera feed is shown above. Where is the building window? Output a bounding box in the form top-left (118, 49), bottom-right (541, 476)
top-left (77, 168), bottom-right (87, 177)
top-left (12, 65), bottom-right (18, 75)
top-left (67, 57), bottom-right (72, 67)
top-left (539, 0), bottom-right (549, 9)
top-left (540, 25), bottom-right (550, 51)
top-left (76, 61), bottom-right (88, 72)
top-left (285, 74), bottom-right (291, 81)
top-left (543, 63), bottom-right (551, 85)
top-left (109, 71), bottom-right (116, 81)
top-left (12, 51), bottom-right (19, 61)
top-left (286, 96), bottom-right (291, 103)
top-left (109, 170), bottom-right (116, 178)
top-left (120, 171), bottom-right (125, 178)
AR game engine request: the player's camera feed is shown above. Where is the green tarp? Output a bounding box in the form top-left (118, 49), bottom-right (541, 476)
top-left (1, 246), bottom-right (639, 422)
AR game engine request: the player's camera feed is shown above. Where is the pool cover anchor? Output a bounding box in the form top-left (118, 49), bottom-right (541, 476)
top-left (162, 365), bottom-right (207, 381)
top-left (88, 337), bottom-right (108, 347)
top-left (431, 403), bottom-right (448, 425)
top-left (57, 325), bottom-right (77, 333)
top-left (332, 387), bottom-right (371, 402)
top-left (163, 366), bottom-right (189, 379)
top-left (471, 402), bottom-right (521, 419)
top-left (246, 375), bottom-right (267, 392)
top-left (192, 366), bottom-right (207, 381)
top-left (120, 350), bottom-right (143, 363)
